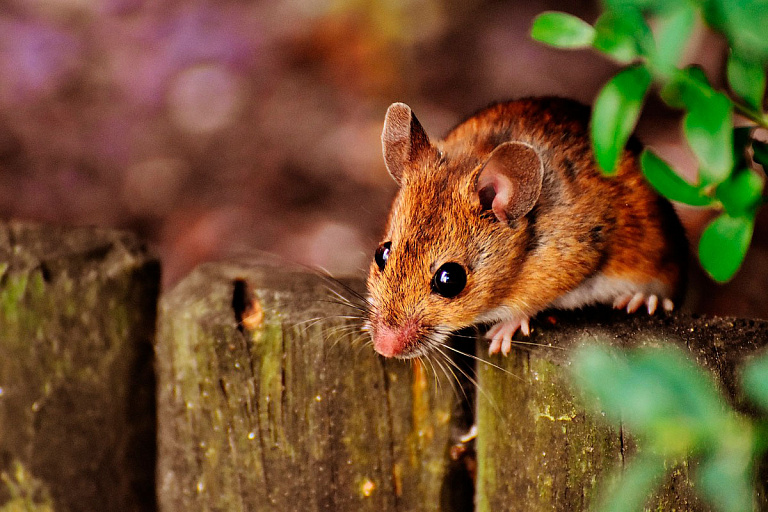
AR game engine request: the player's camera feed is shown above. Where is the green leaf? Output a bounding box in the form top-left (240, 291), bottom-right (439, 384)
top-left (702, 0), bottom-right (768, 64)
top-left (594, 455), bottom-right (667, 512)
top-left (683, 92), bottom-right (734, 185)
top-left (727, 51), bottom-right (766, 110)
top-left (601, 0), bottom-right (687, 13)
top-left (659, 67), bottom-right (735, 183)
top-left (593, 9), bottom-right (653, 63)
top-left (698, 212), bottom-right (755, 282)
top-left (626, 347), bottom-right (728, 443)
top-left (661, 67), bottom-right (728, 114)
top-left (571, 345), bottom-right (631, 425)
top-left (716, 168), bottom-right (764, 216)
top-left (697, 444), bottom-right (756, 512)
top-left (650, 6), bottom-right (697, 78)
top-left (641, 150), bottom-right (712, 206)
top-left (591, 65), bottom-right (652, 174)
top-left (531, 12), bottom-right (595, 48)
top-left (572, 344), bottom-right (727, 451)
top-left (660, 66), bottom-right (710, 109)
top-left (742, 351), bottom-right (768, 411)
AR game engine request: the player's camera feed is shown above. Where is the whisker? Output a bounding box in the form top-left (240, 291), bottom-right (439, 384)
top-left (315, 272), bottom-right (369, 304)
top-left (435, 345), bottom-right (502, 415)
top-left (450, 327), bottom-right (566, 351)
top-left (326, 325), bottom-right (366, 350)
top-left (320, 293), bottom-right (369, 314)
top-left (421, 355), bottom-right (442, 393)
top-left (433, 355), bottom-right (452, 389)
top-left (433, 349), bottom-right (471, 404)
top-left (441, 342), bottom-right (522, 381)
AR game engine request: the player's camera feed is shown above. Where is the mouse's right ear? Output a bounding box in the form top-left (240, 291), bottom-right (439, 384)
top-left (476, 141), bottom-right (544, 224)
top-left (382, 103), bottom-right (432, 186)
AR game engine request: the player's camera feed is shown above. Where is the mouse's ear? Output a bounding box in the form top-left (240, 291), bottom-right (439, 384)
top-left (382, 103), bottom-right (432, 186)
top-left (476, 141), bottom-right (543, 223)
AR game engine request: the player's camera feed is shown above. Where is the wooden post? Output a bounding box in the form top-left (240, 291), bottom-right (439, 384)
top-left (156, 261), bottom-right (463, 512)
top-left (4, 225), bottom-right (761, 512)
top-left (475, 308), bottom-right (768, 512)
top-left (158, 261), bottom-right (768, 511)
top-left (0, 222), bottom-right (159, 511)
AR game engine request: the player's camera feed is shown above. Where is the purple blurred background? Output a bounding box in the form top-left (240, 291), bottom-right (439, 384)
top-left (1, 0), bottom-right (765, 317)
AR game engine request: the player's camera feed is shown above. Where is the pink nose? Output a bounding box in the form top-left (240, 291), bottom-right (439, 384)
top-left (373, 321), bottom-right (419, 358)
top-left (373, 325), bottom-right (402, 357)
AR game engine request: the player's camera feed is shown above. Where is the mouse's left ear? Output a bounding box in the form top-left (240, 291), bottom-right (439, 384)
top-left (476, 141), bottom-right (543, 224)
top-left (382, 103), bottom-right (432, 186)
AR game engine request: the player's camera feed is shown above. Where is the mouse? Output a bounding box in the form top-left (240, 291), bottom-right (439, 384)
top-left (364, 97), bottom-right (687, 359)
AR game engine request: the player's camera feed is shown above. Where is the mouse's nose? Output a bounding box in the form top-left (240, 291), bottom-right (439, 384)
top-left (372, 319), bottom-right (421, 358)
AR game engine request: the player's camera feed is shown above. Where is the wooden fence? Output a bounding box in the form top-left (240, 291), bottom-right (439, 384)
top-left (1, 222), bottom-right (766, 511)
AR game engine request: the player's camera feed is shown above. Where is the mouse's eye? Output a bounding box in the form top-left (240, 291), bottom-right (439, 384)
top-left (374, 241), bottom-right (392, 270)
top-left (431, 262), bottom-right (467, 298)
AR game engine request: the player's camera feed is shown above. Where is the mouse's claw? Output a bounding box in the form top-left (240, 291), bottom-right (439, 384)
top-left (486, 317), bottom-right (531, 356)
top-left (613, 293), bottom-right (674, 314)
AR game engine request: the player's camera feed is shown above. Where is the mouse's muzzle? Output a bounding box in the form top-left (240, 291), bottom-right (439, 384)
top-left (371, 317), bottom-right (423, 358)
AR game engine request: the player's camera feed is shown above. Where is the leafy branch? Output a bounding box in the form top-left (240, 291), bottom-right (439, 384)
top-left (531, 0), bottom-right (768, 282)
top-left (572, 342), bottom-right (768, 512)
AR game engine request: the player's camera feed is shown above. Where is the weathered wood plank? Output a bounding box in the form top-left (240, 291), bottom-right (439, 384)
top-left (475, 309), bottom-right (768, 512)
top-left (156, 261), bottom-right (458, 512)
top-left (0, 221), bottom-right (159, 511)
top-left (157, 259), bottom-right (768, 511)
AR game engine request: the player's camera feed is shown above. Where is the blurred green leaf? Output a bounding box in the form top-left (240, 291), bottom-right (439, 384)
top-left (702, 0), bottom-right (768, 64)
top-left (741, 352), bottom-right (768, 411)
top-left (593, 9), bottom-right (653, 62)
top-left (531, 12), bottom-right (595, 48)
top-left (594, 455), bottom-right (666, 512)
top-left (641, 150), bottom-right (712, 206)
top-left (650, 6), bottom-right (697, 78)
top-left (699, 213), bottom-right (755, 282)
top-left (572, 344), bottom-right (727, 453)
top-left (697, 441), bottom-right (755, 512)
top-left (601, 0), bottom-right (688, 14)
top-left (660, 66), bottom-right (710, 109)
top-left (571, 345), bottom-right (631, 424)
top-left (684, 92), bottom-right (734, 185)
top-left (727, 51), bottom-right (766, 110)
top-left (716, 168), bottom-right (764, 216)
top-left (591, 65), bottom-right (652, 174)
top-left (661, 68), bottom-right (735, 184)
top-left (627, 348), bottom-right (728, 438)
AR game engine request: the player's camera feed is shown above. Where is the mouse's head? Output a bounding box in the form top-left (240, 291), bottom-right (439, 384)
top-left (366, 103), bottom-right (544, 358)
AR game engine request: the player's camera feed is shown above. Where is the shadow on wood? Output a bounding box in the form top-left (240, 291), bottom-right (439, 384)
top-left (0, 222), bottom-right (159, 512)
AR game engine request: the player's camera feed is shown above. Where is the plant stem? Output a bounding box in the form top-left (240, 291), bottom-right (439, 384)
top-left (733, 101), bottom-right (768, 129)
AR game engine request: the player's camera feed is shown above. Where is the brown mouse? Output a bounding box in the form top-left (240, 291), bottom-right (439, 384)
top-left (365, 97), bottom-right (687, 358)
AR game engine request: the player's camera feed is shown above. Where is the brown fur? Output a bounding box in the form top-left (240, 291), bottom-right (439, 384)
top-left (367, 97), bottom-right (687, 358)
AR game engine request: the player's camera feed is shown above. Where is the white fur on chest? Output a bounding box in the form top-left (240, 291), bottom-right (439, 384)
top-left (550, 273), bottom-right (670, 310)
top-left (474, 273), bottom-right (671, 328)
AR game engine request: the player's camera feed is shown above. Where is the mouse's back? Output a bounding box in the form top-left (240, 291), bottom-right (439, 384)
top-left (366, 98), bottom-right (687, 359)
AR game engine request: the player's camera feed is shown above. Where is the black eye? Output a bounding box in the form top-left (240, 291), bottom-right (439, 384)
top-left (431, 262), bottom-right (467, 298)
top-left (374, 242), bottom-right (391, 270)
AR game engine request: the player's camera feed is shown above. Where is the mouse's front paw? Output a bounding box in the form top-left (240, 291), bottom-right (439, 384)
top-left (485, 317), bottom-right (530, 356)
top-left (613, 292), bottom-right (674, 314)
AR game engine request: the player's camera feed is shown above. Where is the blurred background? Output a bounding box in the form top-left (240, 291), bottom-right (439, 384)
top-left (0, 0), bottom-right (765, 317)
